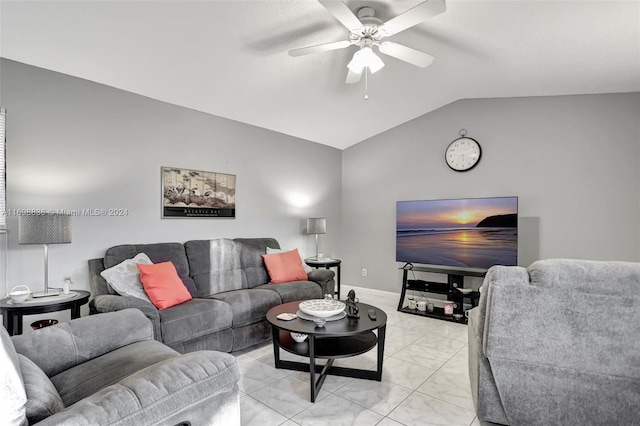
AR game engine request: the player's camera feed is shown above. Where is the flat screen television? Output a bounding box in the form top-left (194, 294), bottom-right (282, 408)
top-left (396, 196), bottom-right (518, 270)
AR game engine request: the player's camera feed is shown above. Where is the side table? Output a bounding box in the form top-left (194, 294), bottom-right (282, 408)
top-left (0, 290), bottom-right (90, 335)
top-left (305, 258), bottom-right (341, 299)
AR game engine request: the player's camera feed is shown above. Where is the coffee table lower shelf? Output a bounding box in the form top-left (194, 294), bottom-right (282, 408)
top-left (271, 328), bottom-right (384, 402)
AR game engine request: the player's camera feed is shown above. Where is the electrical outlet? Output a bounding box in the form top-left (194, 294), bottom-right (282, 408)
top-left (362, 268), bottom-right (367, 277)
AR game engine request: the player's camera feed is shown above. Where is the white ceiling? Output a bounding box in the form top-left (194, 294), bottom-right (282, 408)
top-left (1, 0), bottom-right (639, 150)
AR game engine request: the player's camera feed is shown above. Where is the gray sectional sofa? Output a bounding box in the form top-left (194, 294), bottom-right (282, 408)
top-left (468, 258), bottom-right (640, 425)
top-left (88, 237), bottom-right (335, 353)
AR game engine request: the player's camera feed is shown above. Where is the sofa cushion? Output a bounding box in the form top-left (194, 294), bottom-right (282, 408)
top-left (104, 243), bottom-right (197, 297)
top-left (158, 298), bottom-right (233, 346)
top-left (235, 238), bottom-right (279, 288)
top-left (262, 249), bottom-right (308, 283)
top-left (256, 281), bottom-right (322, 303)
top-left (100, 252), bottom-right (153, 302)
top-left (51, 340), bottom-right (178, 406)
top-left (0, 326), bottom-right (27, 426)
top-left (185, 239), bottom-right (246, 296)
top-left (210, 289), bottom-right (282, 327)
top-left (17, 354), bottom-right (64, 424)
top-left (138, 261), bottom-right (193, 310)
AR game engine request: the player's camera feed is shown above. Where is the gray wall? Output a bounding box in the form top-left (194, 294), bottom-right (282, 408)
top-left (1, 59), bottom-right (342, 297)
top-left (342, 93), bottom-right (640, 292)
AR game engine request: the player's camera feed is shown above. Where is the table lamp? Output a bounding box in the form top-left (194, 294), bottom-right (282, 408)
top-left (19, 213), bottom-right (72, 298)
top-left (306, 217), bottom-right (326, 260)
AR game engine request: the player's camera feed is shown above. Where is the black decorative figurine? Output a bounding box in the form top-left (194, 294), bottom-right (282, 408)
top-left (346, 289), bottom-right (359, 319)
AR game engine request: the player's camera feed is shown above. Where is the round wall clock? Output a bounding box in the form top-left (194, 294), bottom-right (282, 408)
top-left (445, 131), bottom-right (482, 172)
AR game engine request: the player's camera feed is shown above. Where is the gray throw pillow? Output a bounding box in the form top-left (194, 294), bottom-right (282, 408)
top-left (100, 253), bottom-right (153, 302)
top-left (18, 354), bottom-right (65, 424)
top-left (0, 326), bottom-right (28, 426)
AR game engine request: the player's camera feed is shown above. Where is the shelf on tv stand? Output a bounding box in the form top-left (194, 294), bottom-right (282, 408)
top-left (397, 265), bottom-right (485, 321)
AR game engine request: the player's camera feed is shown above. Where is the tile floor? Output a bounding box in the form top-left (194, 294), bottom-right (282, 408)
top-left (234, 286), bottom-right (481, 426)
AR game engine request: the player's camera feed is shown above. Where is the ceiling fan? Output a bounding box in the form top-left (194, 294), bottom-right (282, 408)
top-left (289, 0), bottom-right (446, 84)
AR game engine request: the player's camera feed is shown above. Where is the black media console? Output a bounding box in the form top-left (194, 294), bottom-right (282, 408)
top-left (397, 265), bottom-right (486, 323)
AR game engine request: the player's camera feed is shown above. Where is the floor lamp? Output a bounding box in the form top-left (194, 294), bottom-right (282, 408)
top-left (306, 218), bottom-right (326, 260)
top-left (19, 213), bottom-right (72, 298)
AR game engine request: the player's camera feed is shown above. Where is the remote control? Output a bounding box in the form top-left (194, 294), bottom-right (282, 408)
top-left (368, 309), bottom-right (377, 320)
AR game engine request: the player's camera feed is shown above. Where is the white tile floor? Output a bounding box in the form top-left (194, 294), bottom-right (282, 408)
top-left (234, 286), bottom-right (481, 426)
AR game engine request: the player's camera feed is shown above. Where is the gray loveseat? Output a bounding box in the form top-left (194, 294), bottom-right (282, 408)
top-left (468, 258), bottom-right (640, 425)
top-left (1, 309), bottom-right (240, 426)
top-left (89, 238), bottom-right (335, 353)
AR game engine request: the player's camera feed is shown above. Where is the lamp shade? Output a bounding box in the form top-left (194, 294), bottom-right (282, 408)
top-left (19, 214), bottom-right (72, 245)
top-left (306, 218), bottom-right (326, 235)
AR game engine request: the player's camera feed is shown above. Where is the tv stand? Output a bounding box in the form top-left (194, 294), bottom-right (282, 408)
top-left (397, 265), bottom-right (486, 323)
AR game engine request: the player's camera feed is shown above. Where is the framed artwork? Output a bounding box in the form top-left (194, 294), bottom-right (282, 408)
top-left (162, 167), bottom-right (236, 218)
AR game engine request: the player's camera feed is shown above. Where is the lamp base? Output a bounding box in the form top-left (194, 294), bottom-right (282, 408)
top-left (32, 289), bottom-right (61, 298)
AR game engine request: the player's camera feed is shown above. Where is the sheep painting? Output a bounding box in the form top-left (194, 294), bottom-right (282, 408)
top-left (162, 167), bottom-right (236, 218)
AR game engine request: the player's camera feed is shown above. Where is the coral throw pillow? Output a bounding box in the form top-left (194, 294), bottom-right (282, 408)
top-left (262, 248), bottom-right (308, 284)
top-left (137, 262), bottom-right (192, 310)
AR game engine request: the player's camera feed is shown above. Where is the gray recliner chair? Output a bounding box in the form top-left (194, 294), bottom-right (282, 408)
top-left (468, 259), bottom-right (640, 425)
top-left (1, 309), bottom-right (240, 426)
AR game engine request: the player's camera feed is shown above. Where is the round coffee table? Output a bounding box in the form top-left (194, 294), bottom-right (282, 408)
top-left (266, 300), bottom-right (387, 402)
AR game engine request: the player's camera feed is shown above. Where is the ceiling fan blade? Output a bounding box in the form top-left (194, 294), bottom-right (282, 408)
top-left (288, 40), bottom-right (352, 57)
top-left (345, 68), bottom-right (363, 84)
top-left (379, 41), bottom-right (434, 68)
top-left (379, 0), bottom-right (446, 36)
top-left (319, 0), bottom-right (363, 32)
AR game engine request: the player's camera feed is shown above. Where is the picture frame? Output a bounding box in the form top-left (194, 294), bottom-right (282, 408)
top-left (162, 167), bottom-right (236, 218)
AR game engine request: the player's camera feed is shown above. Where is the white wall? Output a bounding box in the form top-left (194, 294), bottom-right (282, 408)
top-left (1, 59), bottom-right (342, 299)
top-left (342, 93), bottom-right (640, 292)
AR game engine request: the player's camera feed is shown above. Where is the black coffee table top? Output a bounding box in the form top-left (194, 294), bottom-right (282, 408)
top-left (266, 300), bottom-right (387, 337)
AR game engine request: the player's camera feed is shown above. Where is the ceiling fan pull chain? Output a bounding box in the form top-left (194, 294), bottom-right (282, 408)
top-left (364, 68), bottom-right (369, 100)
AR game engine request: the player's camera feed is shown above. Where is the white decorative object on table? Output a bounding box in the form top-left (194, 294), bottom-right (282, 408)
top-left (313, 318), bottom-right (327, 327)
top-left (299, 299), bottom-right (345, 318)
top-left (290, 332), bottom-right (308, 342)
top-left (8, 285), bottom-right (31, 303)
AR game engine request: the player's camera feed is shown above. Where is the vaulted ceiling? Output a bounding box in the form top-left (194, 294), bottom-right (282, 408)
top-left (1, 1), bottom-right (638, 149)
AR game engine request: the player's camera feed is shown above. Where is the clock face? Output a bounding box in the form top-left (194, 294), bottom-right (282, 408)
top-left (445, 137), bottom-right (482, 172)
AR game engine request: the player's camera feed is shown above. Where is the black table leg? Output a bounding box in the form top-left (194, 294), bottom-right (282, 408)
top-left (70, 304), bottom-right (81, 319)
top-left (272, 327), bottom-right (281, 368)
top-left (376, 325), bottom-right (386, 380)
top-left (309, 335), bottom-right (317, 402)
top-left (7, 313), bottom-right (22, 336)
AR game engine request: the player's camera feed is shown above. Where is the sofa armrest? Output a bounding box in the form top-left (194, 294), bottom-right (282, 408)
top-left (34, 351), bottom-right (240, 426)
top-left (307, 269), bottom-right (335, 295)
top-left (478, 265), bottom-right (529, 339)
top-left (12, 309), bottom-right (154, 377)
top-left (90, 294), bottom-right (161, 340)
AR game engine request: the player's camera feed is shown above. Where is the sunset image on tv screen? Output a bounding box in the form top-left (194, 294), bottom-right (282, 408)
top-left (396, 197), bottom-right (518, 269)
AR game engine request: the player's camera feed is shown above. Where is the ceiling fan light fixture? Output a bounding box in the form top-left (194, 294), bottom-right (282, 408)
top-left (347, 46), bottom-right (385, 75)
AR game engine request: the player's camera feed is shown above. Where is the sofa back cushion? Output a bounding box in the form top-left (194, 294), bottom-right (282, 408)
top-left (185, 239), bottom-right (246, 296)
top-left (528, 259), bottom-right (640, 296)
top-left (12, 309), bottom-right (154, 377)
top-left (104, 243), bottom-right (197, 297)
top-left (235, 238), bottom-right (280, 288)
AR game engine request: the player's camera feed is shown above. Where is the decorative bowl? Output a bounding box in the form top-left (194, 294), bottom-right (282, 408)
top-left (457, 288), bottom-right (473, 295)
top-left (9, 285), bottom-right (31, 303)
top-left (299, 299), bottom-right (346, 318)
top-left (290, 332), bottom-right (308, 342)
